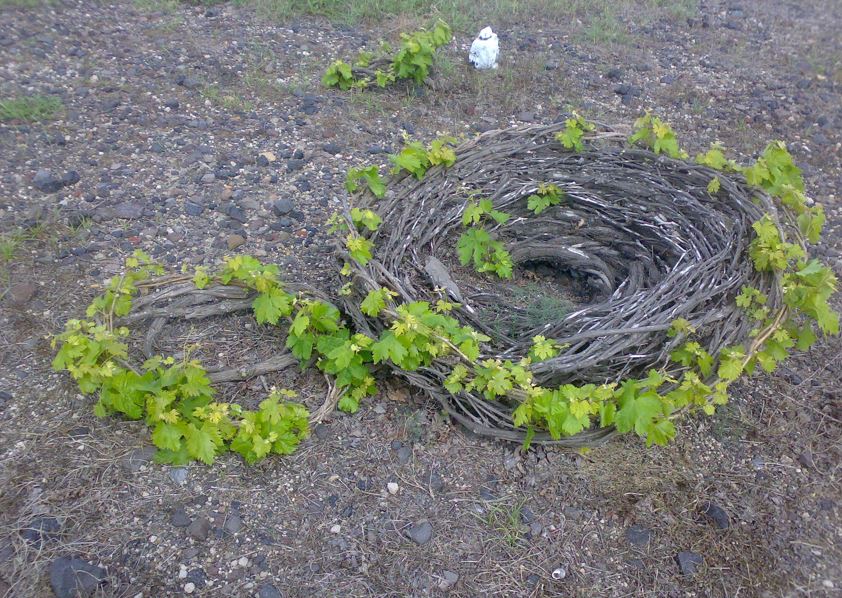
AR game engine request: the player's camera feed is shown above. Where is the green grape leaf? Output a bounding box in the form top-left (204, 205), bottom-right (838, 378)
top-left (152, 422), bottom-right (184, 452)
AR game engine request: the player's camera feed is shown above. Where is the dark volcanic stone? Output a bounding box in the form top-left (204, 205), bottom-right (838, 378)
top-left (49, 557), bottom-right (107, 598)
top-left (170, 506), bottom-right (191, 528)
top-left (21, 516), bottom-right (61, 547)
top-left (675, 551), bottom-right (703, 576)
top-left (625, 524), bottom-right (651, 547)
top-left (60, 170), bottom-right (80, 187)
top-left (273, 198), bottom-right (294, 216)
top-left (702, 502), bottom-right (730, 529)
top-left (187, 516), bottom-right (211, 541)
top-left (33, 169), bottom-right (63, 193)
top-left (185, 202), bottom-right (204, 216)
top-left (406, 520), bottom-right (433, 545)
top-left (257, 584), bottom-right (283, 598)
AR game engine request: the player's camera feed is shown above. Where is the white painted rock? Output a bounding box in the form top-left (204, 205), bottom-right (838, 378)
top-left (469, 26), bottom-right (499, 70)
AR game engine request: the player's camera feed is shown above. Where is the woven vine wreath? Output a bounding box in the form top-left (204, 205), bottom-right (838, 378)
top-left (52, 116), bottom-right (835, 464)
top-left (337, 120), bottom-right (830, 447)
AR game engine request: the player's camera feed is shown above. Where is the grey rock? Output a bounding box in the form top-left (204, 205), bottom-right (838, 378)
top-left (61, 171), bottom-right (80, 187)
top-left (605, 67), bottom-right (624, 80)
top-left (169, 467), bottom-right (188, 484)
top-left (439, 570), bottom-right (458, 590)
top-left (33, 169), bottom-right (63, 193)
top-left (8, 282), bottom-right (38, 306)
top-left (313, 424), bottom-right (330, 440)
top-left (226, 233), bottom-right (246, 250)
top-left (675, 551), bottom-right (703, 575)
top-left (223, 513), bottom-right (243, 534)
top-left (257, 583), bottom-right (283, 598)
top-left (170, 506), bottom-right (191, 528)
top-left (427, 470), bottom-right (445, 492)
top-left (182, 547), bottom-right (199, 560)
top-left (227, 206), bottom-right (247, 223)
top-left (187, 516), bottom-right (211, 541)
top-left (122, 446), bottom-right (156, 473)
top-left (185, 202), bottom-right (204, 216)
top-left (49, 556), bottom-right (107, 598)
top-left (200, 173), bottom-right (215, 184)
top-left (178, 75), bottom-right (203, 89)
top-left (479, 487), bottom-right (497, 501)
top-left (702, 502), bottom-right (730, 529)
top-left (272, 198), bottom-right (294, 216)
top-left (322, 142), bottom-right (342, 155)
top-left (113, 202), bottom-right (144, 219)
top-left (407, 520), bottom-right (433, 545)
top-left (186, 568), bottom-right (206, 588)
top-left (396, 446), bottom-right (412, 465)
top-left (797, 450), bottom-right (815, 469)
top-left (614, 83), bottom-right (642, 97)
top-left (287, 159), bottom-right (306, 172)
top-left (625, 524), bottom-right (651, 547)
top-left (21, 516), bottom-right (61, 547)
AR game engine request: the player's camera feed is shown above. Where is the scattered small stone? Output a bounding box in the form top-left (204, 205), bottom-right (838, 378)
top-left (313, 424), bottom-right (330, 440)
top-left (226, 233), bottom-right (246, 250)
top-left (237, 556), bottom-right (249, 568)
top-left (330, 524), bottom-right (341, 534)
top-left (49, 556), bottom-right (107, 598)
top-left (184, 581), bottom-right (195, 594)
top-left (675, 551), bottom-right (703, 576)
top-left (200, 173), bottom-right (215, 184)
top-left (702, 502), bottom-right (730, 529)
top-left (322, 142), bottom-right (342, 155)
top-left (406, 520), bottom-right (433, 545)
top-left (551, 566), bottom-right (566, 580)
top-left (387, 482), bottom-right (399, 495)
top-left (170, 506), bottom-right (191, 528)
top-left (625, 524), bottom-right (651, 547)
top-left (187, 516), bottom-right (211, 541)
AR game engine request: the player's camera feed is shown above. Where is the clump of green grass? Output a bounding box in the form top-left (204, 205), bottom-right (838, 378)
top-left (201, 86), bottom-right (254, 112)
top-left (478, 500), bottom-right (527, 547)
top-left (0, 95), bottom-right (63, 122)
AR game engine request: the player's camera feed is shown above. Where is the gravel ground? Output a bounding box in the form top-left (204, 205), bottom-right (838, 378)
top-left (1, 0), bottom-right (840, 596)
